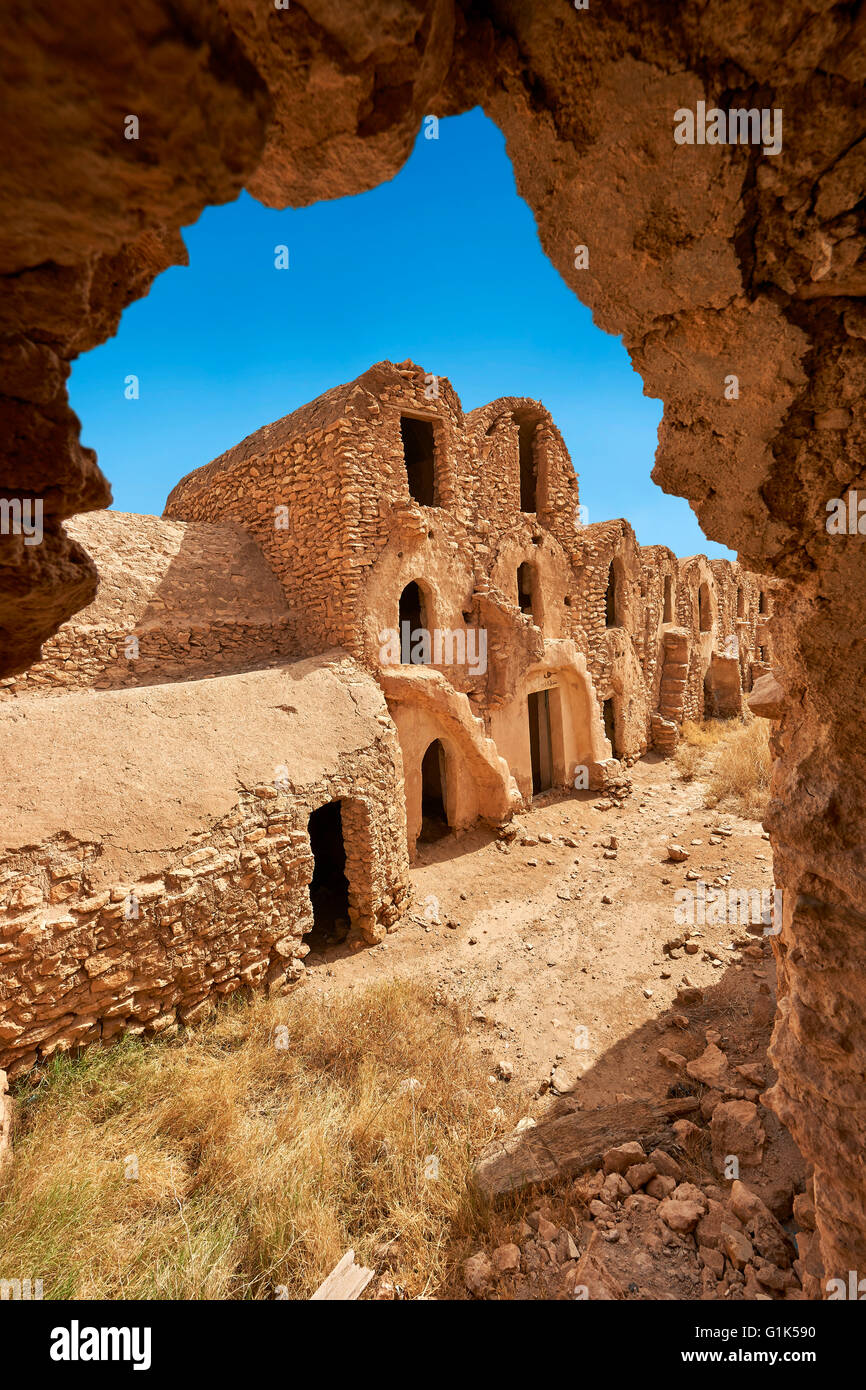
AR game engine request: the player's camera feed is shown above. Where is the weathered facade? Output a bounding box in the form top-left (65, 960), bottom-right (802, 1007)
top-left (163, 359), bottom-right (776, 812)
top-left (0, 361), bottom-right (776, 1078)
top-left (0, 658), bottom-right (410, 1078)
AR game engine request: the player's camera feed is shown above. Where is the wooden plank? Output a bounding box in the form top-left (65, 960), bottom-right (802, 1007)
top-left (473, 1096), bottom-right (699, 1200)
top-left (310, 1249), bottom-right (375, 1301)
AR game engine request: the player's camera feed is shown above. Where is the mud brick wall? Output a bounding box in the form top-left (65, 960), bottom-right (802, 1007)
top-left (3, 513), bottom-right (293, 695)
top-left (165, 362), bottom-right (476, 663)
top-left (0, 660), bottom-right (410, 1078)
top-left (638, 544), bottom-right (680, 711)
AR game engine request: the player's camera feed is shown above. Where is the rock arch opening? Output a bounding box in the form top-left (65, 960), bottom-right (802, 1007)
top-left (4, 3), bottom-right (865, 1293)
top-left (419, 739), bottom-right (449, 843)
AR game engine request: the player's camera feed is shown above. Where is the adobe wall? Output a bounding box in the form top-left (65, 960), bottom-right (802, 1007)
top-left (167, 360), bottom-right (778, 794)
top-left (638, 544), bottom-right (681, 713)
top-left (2, 512), bottom-right (293, 695)
top-left (0, 657), bottom-right (410, 1077)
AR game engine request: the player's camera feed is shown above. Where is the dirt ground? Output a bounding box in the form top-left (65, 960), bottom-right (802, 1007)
top-left (305, 753), bottom-right (778, 1114)
top-left (302, 750), bottom-right (810, 1301)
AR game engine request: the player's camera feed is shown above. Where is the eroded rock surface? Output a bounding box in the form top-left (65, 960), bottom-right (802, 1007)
top-left (2, 1), bottom-right (864, 1288)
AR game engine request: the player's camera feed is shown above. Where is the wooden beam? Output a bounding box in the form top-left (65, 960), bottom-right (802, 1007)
top-left (473, 1096), bottom-right (699, 1200)
top-left (310, 1249), bottom-right (375, 1301)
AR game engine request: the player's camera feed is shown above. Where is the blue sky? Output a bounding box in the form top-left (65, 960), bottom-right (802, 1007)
top-left (69, 107), bottom-right (732, 559)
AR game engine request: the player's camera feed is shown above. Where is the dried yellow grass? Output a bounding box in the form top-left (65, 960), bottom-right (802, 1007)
top-left (0, 979), bottom-right (522, 1300)
top-left (674, 718), bottom-right (730, 781)
top-left (675, 716), bottom-right (771, 817)
top-left (704, 717), bottom-right (772, 817)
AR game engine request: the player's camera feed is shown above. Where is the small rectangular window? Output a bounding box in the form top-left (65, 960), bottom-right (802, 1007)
top-left (401, 416), bottom-right (436, 506)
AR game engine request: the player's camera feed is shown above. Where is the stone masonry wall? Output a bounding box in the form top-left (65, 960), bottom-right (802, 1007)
top-left (3, 512), bottom-right (293, 695)
top-left (0, 659), bottom-right (411, 1078)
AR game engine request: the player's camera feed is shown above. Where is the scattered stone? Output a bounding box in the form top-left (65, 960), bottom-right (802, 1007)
top-left (624, 1162), bottom-right (657, 1191)
top-left (686, 1042), bottom-right (732, 1089)
top-left (710, 1101), bottom-right (766, 1171)
top-left (659, 1198), bottom-right (704, 1233)
top-left (675, 985), bottom-right (704, 1006)
top-left (666, 845), bottom-right (689, 862)
top-left (602, 1141), bottom-right (646, 1175)
top-left (646, 1174), bottom-right (677, 1199)
top-left (492, 1243), bottom-right (521, 1273)
top-left (721, 1228), bottom-right (754, 1270)
top-left (536, 1215), bottom-right (559, 1242)
top-left (463, 1251), bottom-right (493, 1295)
top-left (649, 1149), bottom-right (684, 1181)
top-left (550, 1066), bottom-right (574, 1095)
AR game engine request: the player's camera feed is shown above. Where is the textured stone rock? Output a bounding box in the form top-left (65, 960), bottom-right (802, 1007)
top-left (711, 1101), bottom-right (767, 1171)
top-left (1, 0), bottom-right (864, 1287)
top-left (0, 1068), bottom-right (12, 1176)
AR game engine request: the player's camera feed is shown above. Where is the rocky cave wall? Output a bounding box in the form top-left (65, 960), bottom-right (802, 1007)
top-left (1, 0), bottom-right (864, 1288)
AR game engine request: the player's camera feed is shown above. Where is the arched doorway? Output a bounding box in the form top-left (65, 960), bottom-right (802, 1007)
top-left (419, 739), bottom-right (449, 842)
top-left (399, 581), bottom-right (430, 664)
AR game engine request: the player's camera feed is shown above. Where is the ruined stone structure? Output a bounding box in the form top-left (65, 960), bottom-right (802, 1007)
top-left (0, 658), bottom-right (410, 1077)
top-left (161, 358), bottom-right (773, 805)
top-left (0, 360), bottom-right (774, 1085)
top-left (1, 0), bottom-right (863, 1291)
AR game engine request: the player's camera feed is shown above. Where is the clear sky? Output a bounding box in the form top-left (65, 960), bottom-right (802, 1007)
top-left (69, 107), bottom-right (733, 560)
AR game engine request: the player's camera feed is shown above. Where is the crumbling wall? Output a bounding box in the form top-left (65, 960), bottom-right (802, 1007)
top-left (2, 512), bottom-right (293, 694)
top-left (0, 658), bottom-right (410, 1077)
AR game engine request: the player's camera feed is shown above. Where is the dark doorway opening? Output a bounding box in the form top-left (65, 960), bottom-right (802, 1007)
top-left (517, 561), bottom-right (535, 617)
top-left (307, 800), bottom-right (350, 950)
top-left (699, 583), bottom-right (711, 631)
top-left (518, 417), bottom-right (537, 512)
top-left (419, 740), bottom-right (449, 842)
top-left (603, 698), bottom-right (617, 755)
top-left (759, 590), bottom-right (768, 615)
top-left (605, 564), bottom-right (617, 627)
top-left (399, 580), bottom-right (428, 664)
top-left (528, 688), bottom-right (554, 794)
top-left (737, 587), bottom-right (745, 617)
top-left (663, 575), bottom-right (673, 623)
top-left (401, 415), bottom-right (436, 506)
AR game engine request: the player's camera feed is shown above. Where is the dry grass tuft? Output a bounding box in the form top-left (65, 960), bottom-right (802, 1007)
top-left (675, 716), bottom-right (771, 817)
top-left (704, 717), bottom-right (772, 818)
top-left (674, 719), bottom-right (730, 781)
top-left (1, 979), bottom-right (523, 1300)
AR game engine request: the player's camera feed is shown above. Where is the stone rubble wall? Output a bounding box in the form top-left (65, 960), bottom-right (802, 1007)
top-left (0, 659), bottom-right (411, 1078)
top-left (166, 361), bottom-right (779, 767)
top-left (2, 513), bottom-right (294, 695)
